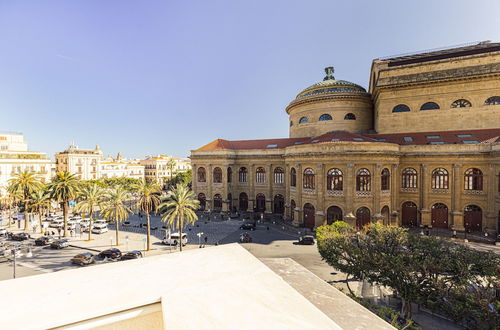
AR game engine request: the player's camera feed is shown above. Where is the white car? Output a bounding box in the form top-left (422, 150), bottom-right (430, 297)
top-left (94, 219), bottom-right (107, 225)
top-left (162, 233), bottom-right (188, 246)
top-left (50, 219), bottom-right (64, 228)
top-left (0, 228), bottom-right (7, 236)
top-left (92, 223), bottom-right (108, 234)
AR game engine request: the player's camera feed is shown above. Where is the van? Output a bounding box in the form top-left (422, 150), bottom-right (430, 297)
top-left (92, 223), bottom-right (108, 234)
top-left (162, 233), bottom-right (188, 246)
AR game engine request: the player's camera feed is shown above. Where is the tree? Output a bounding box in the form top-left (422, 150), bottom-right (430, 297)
top-left (29, 187), bottom-right (51, 234)
top-left (75, 184), bottom-right (105, 241)
top-left (134, 180), bottom-right (161, 251)
top-left (166, 159), bottom-right (177, 184)
top-left (168, 169), bottom-right (192, 187)
top-left (1, 186), bottom-right (22, 228)
top-left (47, 172), bottom-right (81, 237)
top-left (100, 186), bottom-right (132, 246)
top-left (159, 184), bottom-right (199, 251)
top-left (8, 170), bottom-right (43, 230)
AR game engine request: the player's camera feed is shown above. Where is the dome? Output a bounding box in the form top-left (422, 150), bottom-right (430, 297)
top-left (295, 67), bottom-right (366, 99)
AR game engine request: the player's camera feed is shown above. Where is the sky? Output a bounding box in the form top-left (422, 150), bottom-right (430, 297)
top-left (1, 0), bottom-right (500, 159)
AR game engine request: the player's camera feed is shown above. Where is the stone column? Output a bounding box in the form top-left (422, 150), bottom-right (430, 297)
top-left (267, 164), bottom-right (273, 214)
top-left (296, 164), bottom-right (303, 226)
top-left (249, 164), bottom-right (255, 208)
top-left (420, 164), bottom-right (431, 226)
top-left (485, 164), bottom-right (496, 232)
top-left (316, 163), bottom-right (325, 224)
top-left (451, 164), bottom-right (464, 231)
top-left (207, 164), bottom-right (213, 211)
top-left (391, 164), bottom-right (399, 225)
top-left (373, 164), bottom-right (381, 218)
top-left (345, 163), bottom-right (355, 216)
top-left (285, 164), bottom-right (291, 220)
top-left (191, 164), bottom-right (197, 193)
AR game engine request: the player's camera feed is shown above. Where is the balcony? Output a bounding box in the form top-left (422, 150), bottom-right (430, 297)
top-left (355, 191), bottom-right (372, 197)
top-left (431, 188), bottom-right (449, 194)
top-left (326, 190), bottom-right (343, 197)
top-left (400, 187), bottom-right (418, 193)
top-left (464, 189), bottom-right (484, 195)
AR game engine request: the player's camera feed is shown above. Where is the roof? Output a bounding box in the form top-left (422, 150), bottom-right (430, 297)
top-left (296, 67), bottom-right (366, 99)
top-left (196, 129), bottom-right (500, 150)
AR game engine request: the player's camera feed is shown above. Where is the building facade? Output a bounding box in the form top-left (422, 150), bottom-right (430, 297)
top-left (55, 144), bottom-right (103, 180)
top-left (140, 155), bottom-right (191, 184)
top-left (100, 153), bottom-right (145, 180)
top-left (191, 42), bottom-right (500, 235)
top-left (0, 132), bottom-right (53, 193)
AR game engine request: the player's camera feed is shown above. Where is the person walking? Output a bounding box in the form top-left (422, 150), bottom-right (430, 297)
top-left (204, 236), bottom-right (208, 247)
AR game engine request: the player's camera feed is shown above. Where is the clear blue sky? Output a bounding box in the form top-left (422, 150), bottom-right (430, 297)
top-left (1, 0), bottom-right (499, 159)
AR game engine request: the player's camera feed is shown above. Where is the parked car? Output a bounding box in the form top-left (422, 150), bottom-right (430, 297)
top-left (94, 219), bottom-right (107, 225)
top-left (162, 233), bottom-right (188, 246)
top-left (98, 248), bottom-right (122, 260)
top-left (122, 221), bottom-right (132, 227)
top-left (50, 219), bottom-right (64, 228)
top-left (239, 222), bottom-right (256, 231)
top-left (239, 233), bottom-right (253, 243)
top-left (35, 235), bottom-right (54, 246)
top-left (297, 235), bottom-right (315, 245)
top-left (50, 238), bottom-right (70, 249)
top-left (0, 228), bottom-right (7, 236)
top-left (92, 223), bottom-right (108, 234)
top-left (121, 250), bottom-right (143, 260)
top-left (71, 252), bottom-right (95, 266)
top-left (11, 233), bottom-right (30, 241)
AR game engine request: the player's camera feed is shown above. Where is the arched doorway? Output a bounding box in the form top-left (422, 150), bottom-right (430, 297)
top-left (464, 205), bottom-right (482, 232)
top-left (381, 206), bottom-right (390, 225)
top-left (431, 203), bottom-right (448, 229)
top-left (213, 194), bottom-right (222, 212)
top-left (290, 200), bottom-right (296, 221)
top-left (303, 203), bottom-right (315, 229)
top-left (326, 206), bottom-right (342, 225)
top-left (198, 193), bottom-right (206, 211)
top-left (273, 194), bottom-right (284, 215)
top-left (401, 201), bottom-right (418, 227)
top-left (227, 193), bottom-right (233, 212)
top-left (256, 194), bottom-right (266, 213)
top-left (356, 207), bottom-right (371, 229)
top-left (239, 192), bottom-right (248, 211)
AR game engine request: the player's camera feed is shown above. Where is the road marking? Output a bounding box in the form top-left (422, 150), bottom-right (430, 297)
top-left (16, 261), bottom-right (53, 273)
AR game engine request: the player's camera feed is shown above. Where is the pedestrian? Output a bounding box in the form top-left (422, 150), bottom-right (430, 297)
top-left (57, 228), bottom-right (61, 238)
top-left (70, 229), bottom-right (74, 237)
top-left (267, 226), bottom-right (270, 231)
top-left (204, 236), bottom-right (208, 247)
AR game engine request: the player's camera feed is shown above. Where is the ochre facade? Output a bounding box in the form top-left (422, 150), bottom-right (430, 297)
top-left (191, 42), bottom-right (500, 235)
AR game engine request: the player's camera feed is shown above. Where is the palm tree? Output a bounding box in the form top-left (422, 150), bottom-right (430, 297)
top-left (100, 186), bottom-right (132, 246)
top-left (29, 187), bottom-right (51, 234)
top-left (166, 159), bottom-right (177, 186)
top-left (47, 172), bottom-right (81, 237)
top-left (134, 180), bottom-right (161, 251)
top-left (75, 183), bottom-right (105, 241)
top-left (1, 186), bottom-right (21, 228)
top-left (8, 170), bottom-right (43, 230)
top-left (159, 184), bottom-right (199, 251)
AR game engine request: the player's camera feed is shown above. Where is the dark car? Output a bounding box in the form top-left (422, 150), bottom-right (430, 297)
top-left (98, 248), bottom-right (122, 260)
top-left (239, 222), bottom-right (256, 231)
top-left (50, 238), bottom-right (70, 249)
top-left (11, 232), bottom-right (30, 241)
top-left (121, 250), bottom-right (143, 260)
top-left (298, 235), bottom-right (315, 245)
top-left (35, 235), bottom-right (53, 246)
top-left (239, 233), bottom-right (253, 243)
top-left (71, 252), bottom-right (95, 266)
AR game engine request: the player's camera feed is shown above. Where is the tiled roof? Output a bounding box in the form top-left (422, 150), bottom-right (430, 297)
top-left (196, 129), bottom-right (500, 151)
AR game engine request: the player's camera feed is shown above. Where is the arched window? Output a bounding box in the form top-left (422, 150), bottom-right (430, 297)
top-left (356, 168), bottom-right (371, 191)
top-left (381, 168), bottom-right (390, 190)
top-left (239, 192), bottom-right (248, 211)
top-left (326, 168), bottom-right (343, 191)
top-left (420, 102), bottom-right (440, 110)
top-left (197, 167), bottom-right (206, 182)
top-left (327, 206), bottom-right (343, 225)
top-left (213, 167), bottom-right (222, 183)
top-left (290, 167), bottom-right (296, 187)
top-left (256, 193), bottom-right (266, 212)
top-left (227, 167), bottom-right (232, 183)
top-left (431, 168), bottom-right (449, 189)
top-left (256, 167), bottom-right (266, 183)
top-left (485, 96), bottom-right (500, 105)
top-left (213, 194), bottom-right (222, 211)
top-left (319, 114), bottom-right (332, 121)
top-left (392, 104), bottom-right (410, 113)
top-left (238, 167), bottom-right (247, 183)
top-left (274, 167), bottom-right (284, 184)
top-left (464, 168), bottom-right (483, 190)
top-left (356, 207), bottom-right (371, 229)
top-left (290, 200), bottom-right (296, 221)
top-left (303, 168), bottom-right (315, 189)
top-left (451, 99), bottom-right (472, 108)
top-left (299, 117), bottom-right (309, 124)
top-left (198, 193), bottom-right (206, 211)
top-left (401, 168), bottom-right (418, 188)
top-left (344, 113), bottom-right (356, 120)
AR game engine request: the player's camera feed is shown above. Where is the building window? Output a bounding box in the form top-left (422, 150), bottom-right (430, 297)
top-left (197, 167), bottom-right (206, 182)
top-left (239, 167), bottom-right (247, 183)
top-left (381, 168), bottom-right (390, 190)
top-left (303, 168), bottom-right (315, 189)
top-left (319, 114), bottom-right (332, 121)
top-left (227, 167), bottom-right (232, 183)
top-left (290, 167), bottom-right (296, 187)
top-left (256, 167), bottom-right (265, 183)
top-left (356, 168), bottom-right (371, 191)
top-left (392, 104), bottom-right (410, 113)
top-left (213, 167), bottom-right (222, 183)
top-left (432, 168), bottom-right (449, 189)
top-left (420, 102), bottom-right (440, 110)
top-left (299, 117), bottom-right (309, 124)
top-left (485, 96), bottom-right (500, 105)
top-left (451, 99), bottom-right (471, 108)
top-left (326, 168), bottom-right (343, 191)
top-left (464, 168), bottom-right (483, 190)
top-left (402, 168), bottom-right (418, 188)
top-left (344, 113), bottom-right (356, 120)
top-left (274, 167), bottom-right (284, 184)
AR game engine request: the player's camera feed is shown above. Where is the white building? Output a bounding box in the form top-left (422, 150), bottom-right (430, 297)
top-left (0, 132), bottom-right (53, 193)
top-left (140, 155), bottom-right (191, 184)
top-left (100, 153), bottom-right (145, 180)
top-left (55, 143), bottom-right (103, 180)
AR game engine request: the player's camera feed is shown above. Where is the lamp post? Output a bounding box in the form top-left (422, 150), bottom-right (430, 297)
top-left (197, 232), bottom-right (204, 248)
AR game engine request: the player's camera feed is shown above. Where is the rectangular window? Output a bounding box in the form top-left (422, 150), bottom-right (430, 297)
top-left (428, 141), bottom-right (446, 145)
top-left (352, 138), bottom-right (364, 141)
top-left (425, 135), bottom-right (440, 139)
top-left (456, 134), bottom-right (472, 138)
top-left (266, 144), bottom-right (277, 148)
top-left (462, 140), bottom-right (479, 144)
top-left (403, 137), bottom-right (413, 142)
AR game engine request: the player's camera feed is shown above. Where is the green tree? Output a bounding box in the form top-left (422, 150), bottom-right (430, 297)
top-left (75, 183), bottom-right (105, 241)
top-left (100, 186), bottom-right (132, 246)
top-left (166, 159), bottom-right (177, 184)
top-left (159, 184), bottom-right (199, 251)
top-left (1, 186), bottom-right (22, 228)
top-left (134, 180), bottom-right (161, 251)
top-left (8, 170), bottom-right (43, 230)
top-left (29, 186), bottom-right (51, 233)
top-left (168, 169), bottom-right (192, 187)
top-left (47, 172), bottom-right (81, 237)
